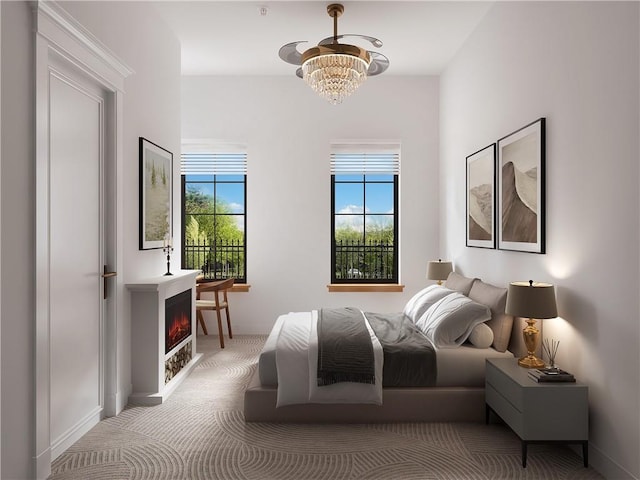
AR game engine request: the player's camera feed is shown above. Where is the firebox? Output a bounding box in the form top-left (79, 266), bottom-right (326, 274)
top-left (165, 289), bottom-right (192, 354)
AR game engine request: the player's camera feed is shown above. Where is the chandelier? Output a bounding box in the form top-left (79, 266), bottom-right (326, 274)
top-left (279, 4), bottom-right (389, 105)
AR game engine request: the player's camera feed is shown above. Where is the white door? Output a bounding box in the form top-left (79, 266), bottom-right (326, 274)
top-left (48, 67), bottom-right (107, 458)
top-left (35, 5), bottom-right (131, 476)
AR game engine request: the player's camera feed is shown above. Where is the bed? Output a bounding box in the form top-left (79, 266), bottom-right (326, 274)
top-left (244, 273), bottom-right (527, 423)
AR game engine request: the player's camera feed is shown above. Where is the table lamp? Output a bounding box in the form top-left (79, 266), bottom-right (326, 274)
top-left (506, 280), bottom-right (558, 368)
top-left (426, 259), bottom-right (453, 286)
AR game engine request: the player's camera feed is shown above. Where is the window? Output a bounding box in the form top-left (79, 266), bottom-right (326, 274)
top-left (181, 149), bottom-right (247, 283)
top-left (331, 144), bottom-right (400, 284)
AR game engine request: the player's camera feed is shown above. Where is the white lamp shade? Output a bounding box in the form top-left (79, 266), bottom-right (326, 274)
top-left (426, 260), bottom-right (453, 281)
top-left (505, 281), bottom-right (558, 319)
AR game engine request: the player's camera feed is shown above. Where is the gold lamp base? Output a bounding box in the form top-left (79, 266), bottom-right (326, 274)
top-left (518, 354), bottom-right (545, 368)
top-left (519, 317), bottom-right (544, 369)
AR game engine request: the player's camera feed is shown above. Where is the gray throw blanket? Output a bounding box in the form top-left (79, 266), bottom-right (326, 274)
top-left (365, 311), bottom-right (437, 387)
top-left (317, 307), bottom-right (376, 386)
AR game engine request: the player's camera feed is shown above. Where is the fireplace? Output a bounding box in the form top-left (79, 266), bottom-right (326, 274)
top-left (128, 271), bottom-right (202, 405)
top-left (165, 289), bottom-right (192, 354)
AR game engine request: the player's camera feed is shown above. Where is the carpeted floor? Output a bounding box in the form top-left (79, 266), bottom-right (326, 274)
top-left (50, 335), bottom-right (604, 480)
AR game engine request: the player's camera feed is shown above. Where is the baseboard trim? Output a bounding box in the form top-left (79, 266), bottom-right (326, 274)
top-left (34, 446), bottom-right (51, 480)
top-left (50, 408), bottom-right (101, 460)
top-left (588, 442), bottom-right (638, 480)
top-left (115, 384), bottom-right (132, 414)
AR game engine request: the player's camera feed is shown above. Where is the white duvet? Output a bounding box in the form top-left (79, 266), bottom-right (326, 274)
top-left (275, 310), bottom-right (384, 407)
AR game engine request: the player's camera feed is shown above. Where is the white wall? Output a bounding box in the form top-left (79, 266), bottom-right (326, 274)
top-left (182, 75), bottom-right (440, 334)
top-left (440, 2), bottom-right (639, 478)
top-left (0, 2), bottom-right (181, 478)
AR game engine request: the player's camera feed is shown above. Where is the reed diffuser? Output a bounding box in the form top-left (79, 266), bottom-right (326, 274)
top-left (542, 338), bottom-right (559, 370)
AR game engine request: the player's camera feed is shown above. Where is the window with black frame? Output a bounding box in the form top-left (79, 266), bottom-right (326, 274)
top-left (331, 145), bottom-right (400, 284)
top-left (181, 150), bottom-right (247, 283)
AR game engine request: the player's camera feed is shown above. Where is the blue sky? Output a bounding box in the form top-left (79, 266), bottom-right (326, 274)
top-left (185, 177), bottom-right (244, 214)
top-left (334, 176), bottom-right (394, 230)
top-left (334, 182), bottom-right (394, 214)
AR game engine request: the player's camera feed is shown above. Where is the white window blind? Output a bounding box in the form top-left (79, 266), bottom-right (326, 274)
top-left (330, 143), bottom-right (400, 175)
top-left (181, 152), bottom-right (247, 175)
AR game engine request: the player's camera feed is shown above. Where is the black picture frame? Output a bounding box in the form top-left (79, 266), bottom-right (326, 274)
top-left (139, 137), bottom-right (173, 250)
top-left (497, 118), bottom-right (546, 253)
top-left (466, 143), bottom-right (496, 249)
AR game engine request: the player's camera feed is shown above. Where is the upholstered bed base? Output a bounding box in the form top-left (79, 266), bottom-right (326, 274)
top-left (244, 369), bottom-right (486, 423)
top-left (243, 273), bottom-right (532, 424)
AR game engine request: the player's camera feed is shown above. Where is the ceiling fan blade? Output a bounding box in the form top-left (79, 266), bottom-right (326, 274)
top-left (367, 52), bottom-right (390, 76)
top-left (278, 41), bottom-right (307, 65)
top-left (295, 67), bottom-right (303, 79)
top-left (318, 34), bottom-right (383, 49)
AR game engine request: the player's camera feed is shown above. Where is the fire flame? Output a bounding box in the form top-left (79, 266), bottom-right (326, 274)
top-left (167, 312), bottom-right (190, 351)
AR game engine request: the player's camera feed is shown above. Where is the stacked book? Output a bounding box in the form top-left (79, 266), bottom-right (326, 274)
top-left (528, 367), bottom-right (575, 383)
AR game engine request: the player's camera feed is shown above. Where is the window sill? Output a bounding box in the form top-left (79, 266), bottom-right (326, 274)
top-left (230, 284), bottom-right (251, 293)
top-left (327, 284), bottom-right (404, 293)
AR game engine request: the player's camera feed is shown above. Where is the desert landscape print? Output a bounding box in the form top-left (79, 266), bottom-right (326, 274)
top-left (500, 130), bottom-right (538, 243)
top-left (467, 147), bottom-right (494, 243)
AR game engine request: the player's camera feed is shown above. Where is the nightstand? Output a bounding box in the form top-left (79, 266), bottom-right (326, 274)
top-left (485, 357), bottom-right (589, 468)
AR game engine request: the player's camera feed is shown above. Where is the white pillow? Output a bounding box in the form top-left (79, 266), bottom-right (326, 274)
top-left (415, 292), bottom-right (491, 348)
top-left (468, 323), bottom-right (494, 348)
top-left (403, 285), bottom-right (456, 323)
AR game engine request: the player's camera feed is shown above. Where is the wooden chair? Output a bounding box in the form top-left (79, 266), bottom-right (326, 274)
top-left (195, 277), bottom-right (234, 348)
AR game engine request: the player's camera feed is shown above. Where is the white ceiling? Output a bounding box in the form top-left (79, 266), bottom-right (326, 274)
top-left (153, 1), bottom-right (494, 76)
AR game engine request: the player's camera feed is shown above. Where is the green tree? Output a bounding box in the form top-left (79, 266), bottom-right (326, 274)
top-left (334, 222), bottom-right (394, 279)
top-left (184, 188), bottom-right (243, 243)
top-left (185, 215), bottom-right (208, 245)
top-left (184, 188), bottom-right (245, 276)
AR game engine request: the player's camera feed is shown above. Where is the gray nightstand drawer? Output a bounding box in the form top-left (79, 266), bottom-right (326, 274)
top-left (486, 382), bottom-right (525, 437)
top-left (486, 359), bottom-right (524, 411)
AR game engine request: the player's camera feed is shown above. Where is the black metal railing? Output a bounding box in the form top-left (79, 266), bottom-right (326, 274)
top-left (183, 240), bottom-right (245, 282)
top-left (334, 240), bottom-right (396, 282)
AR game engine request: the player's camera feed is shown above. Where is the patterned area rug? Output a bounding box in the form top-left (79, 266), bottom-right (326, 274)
top-left (50, 335), bottom-right (604, 480)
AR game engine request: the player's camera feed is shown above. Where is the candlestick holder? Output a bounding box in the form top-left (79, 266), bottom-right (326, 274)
top-left (163, 244), bottom-right (174, 276)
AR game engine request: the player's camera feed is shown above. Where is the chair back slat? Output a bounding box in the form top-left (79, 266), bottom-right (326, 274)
top-left (195, 278), bottom-right (235, 348)
top-left (196, 277), bottom-right (235, 294)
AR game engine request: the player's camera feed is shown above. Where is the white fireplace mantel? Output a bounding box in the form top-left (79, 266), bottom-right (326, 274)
top-left (126, 270), bottom-right (203, 405)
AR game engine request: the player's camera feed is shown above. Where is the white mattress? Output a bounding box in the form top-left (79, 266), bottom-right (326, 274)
top-left (259, 312), bottom-right (514, 388)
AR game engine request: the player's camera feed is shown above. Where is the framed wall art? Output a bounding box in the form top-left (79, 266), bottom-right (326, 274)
top-left (466, 143), bottom-right (496, 249)
top-left (497, 118), bottom-right (545, 253)
top-left (139, 137), bottom-right (172, 250)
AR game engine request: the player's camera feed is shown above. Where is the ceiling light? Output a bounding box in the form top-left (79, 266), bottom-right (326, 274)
top-left (278, 3), bottom-right (389, 105)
